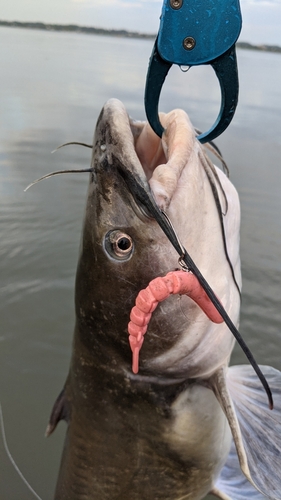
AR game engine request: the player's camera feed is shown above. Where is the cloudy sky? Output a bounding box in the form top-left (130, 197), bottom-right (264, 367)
top-left (2, 0), bottom-right (281, 45)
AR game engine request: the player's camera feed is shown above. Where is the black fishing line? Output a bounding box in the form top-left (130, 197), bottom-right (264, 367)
top-left (117, 162), bottom-right (274, 410)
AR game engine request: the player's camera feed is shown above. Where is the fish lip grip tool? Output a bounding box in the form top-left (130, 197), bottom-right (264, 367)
top-left (144, 0), bottom-right (242, 143)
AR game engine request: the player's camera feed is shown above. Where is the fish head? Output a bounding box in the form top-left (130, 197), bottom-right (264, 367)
top-left (74, 99), bottom-right (240, 379)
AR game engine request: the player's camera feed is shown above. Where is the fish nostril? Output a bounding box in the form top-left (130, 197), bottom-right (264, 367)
top-left (116, 236), bottom-right (131, 251)
top-left (104, 230), bottom-right (134, 260)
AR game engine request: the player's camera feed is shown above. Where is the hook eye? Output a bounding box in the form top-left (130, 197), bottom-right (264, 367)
top-left (104, 230), bottom-right (134, 261)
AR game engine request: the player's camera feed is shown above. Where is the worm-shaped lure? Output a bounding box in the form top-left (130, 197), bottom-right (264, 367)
top-left (128, 270), bottom-right (223, 374)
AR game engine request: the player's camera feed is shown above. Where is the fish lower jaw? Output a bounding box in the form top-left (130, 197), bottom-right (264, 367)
top-left (140, 323), bottom-right (235, 380)
top-left (141, 352), bottom-right (231, 382)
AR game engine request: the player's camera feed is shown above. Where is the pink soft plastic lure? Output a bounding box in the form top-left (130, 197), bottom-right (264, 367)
top-left (128, 270), bottom-right (223, 374)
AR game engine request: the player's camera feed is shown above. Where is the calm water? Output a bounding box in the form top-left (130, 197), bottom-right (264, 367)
top-left (0, 26), bottom-right (281, 499)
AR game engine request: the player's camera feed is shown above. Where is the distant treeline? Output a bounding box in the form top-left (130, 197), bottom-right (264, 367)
top-left (0, 20), bottom-right (154, 39)
top-left (1, 20), bottom-right (281, 53)
top-left (237, 41), bottom-right (281, 54)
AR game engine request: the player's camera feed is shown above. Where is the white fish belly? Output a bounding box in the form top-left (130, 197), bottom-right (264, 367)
top-left (163, 383), bottom-right (232, 498)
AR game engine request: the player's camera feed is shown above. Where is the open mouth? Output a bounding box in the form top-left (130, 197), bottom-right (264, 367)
top-left (129, 107), bottom-right (198, 211)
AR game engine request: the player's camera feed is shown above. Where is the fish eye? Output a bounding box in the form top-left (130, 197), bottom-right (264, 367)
top-left (104, 230), bottom-right (134, 261)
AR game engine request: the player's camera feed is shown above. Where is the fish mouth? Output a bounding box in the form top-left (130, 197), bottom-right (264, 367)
top-left (93, 98), bottom-right (199, 217)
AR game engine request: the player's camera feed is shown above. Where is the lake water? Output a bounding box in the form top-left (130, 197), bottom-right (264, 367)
top-left (0, 26), bottom-right (281, 499)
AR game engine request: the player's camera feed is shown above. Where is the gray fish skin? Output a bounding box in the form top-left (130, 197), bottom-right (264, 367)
top-left (53, 99), bottom-right (241, 500)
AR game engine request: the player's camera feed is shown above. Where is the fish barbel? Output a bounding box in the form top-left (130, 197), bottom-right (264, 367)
top-left (47, 99), bottom-right (281, 500)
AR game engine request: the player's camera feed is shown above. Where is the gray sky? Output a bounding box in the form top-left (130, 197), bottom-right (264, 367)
top-left (2, 0), bottom-right (281, 45)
